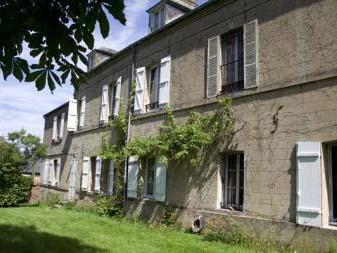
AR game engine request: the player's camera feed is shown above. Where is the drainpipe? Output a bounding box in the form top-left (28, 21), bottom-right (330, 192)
top-left (124, 45), bottom-right (136, 203)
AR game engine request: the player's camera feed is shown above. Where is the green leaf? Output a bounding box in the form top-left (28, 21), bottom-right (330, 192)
top-left (25, 70), bottom-right (44, 82)
top-left (83, 31), bottom-right (94, 49)
top-left (30, 49), bottom-right (41, 57)
top-left (12, 63), bottom-right (23, 81)
top-left (35, 71), bottom-right (47, 91)
top-left (16, 59), bottom-right (29, 75)
top-left (74, 29), bottom-right (83, 42)
top-left (47, 72), bottom-right (56, 91)
top-left (98, 9), bottom-right (110, 38)
top-left (50, 71), bottom-right (61, 86)
top-left (60, 70), bottom-right (70, 83)
top-left (78, 52), bottom-right (88, 65)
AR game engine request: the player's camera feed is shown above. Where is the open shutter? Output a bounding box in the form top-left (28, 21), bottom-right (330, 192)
top-left (67, 99), bottom-right (78, 131)
top-left (55, 158), bottom-right (61, 186)
top-left (296, 142), bottom-right (322, 227)
top-left (95, 157), bottom-right (102, 192)
top-left (159, 56), bottom-right (171, 107)
top-left (81, 157), bottom-right (90, 191)
top-left (244, 19), bottom-right (258, 89)
top-left (207, 36), bottom-right (221, 98)
top-left (52, 116), bottom-right (58, 140)
top-left (127, 156), bottom-right (139, 198)
top-left (155, 161), bottom-right (167, 202)
top-left (113, 77), bottom-right (122, 117)
top-left (43, 159), bottom-right (50, 184)
top-left (100, 85), bottom-right (109, 123)
top-left (79, 96), bottom-right (86, 128)
top-left (134, 67), bottom-right (146, 114)
top-left (59, 113), bottom-right (65, 138)
top-left (108, 160), bottom-right (114, 195)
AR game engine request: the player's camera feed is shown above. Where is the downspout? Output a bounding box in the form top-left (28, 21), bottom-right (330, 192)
top-left (124, 45), bottom-right (136, 203)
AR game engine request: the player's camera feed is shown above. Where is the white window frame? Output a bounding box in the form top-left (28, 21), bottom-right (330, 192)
top-left (222, 152), bottom-right (244, 211)
top-left (328, 143), bottom-right (337, 225)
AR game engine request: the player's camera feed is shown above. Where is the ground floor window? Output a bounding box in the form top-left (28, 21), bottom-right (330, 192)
top-left (221, 152), bottom-right (244, 211)
top-left (329, 145), bottom-right (337, 224)
top-left (43, 158), bottom-right (61, 186)
top-left (145, 158), bottom-right (156, 197)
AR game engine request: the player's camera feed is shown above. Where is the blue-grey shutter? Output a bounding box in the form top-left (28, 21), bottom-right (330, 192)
top-left (81, 157), bottom-right (90, 191)
top-left (296, 142), bottom-right (322, 227)
top-left (159, 56), bottom-right (171, 107)
top-left (154, 161), bottom-right (167, 202)
top-left (55, 158), bottom-right (61, 186)
top-left (108, 160), bottom-right (114, 195)
top-left (244, 19), bottom-right (258, 89)
top-left (207, 36), bottom-right (221, 98)
top-left (127, 156), bottom-right (139, 198)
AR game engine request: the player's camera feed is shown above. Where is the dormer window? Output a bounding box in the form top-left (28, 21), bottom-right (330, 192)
top-left (150, 9), bottom-right (164, 32)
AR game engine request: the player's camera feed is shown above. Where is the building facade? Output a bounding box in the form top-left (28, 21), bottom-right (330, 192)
top-left (41, 0), bottom-right (337, 250)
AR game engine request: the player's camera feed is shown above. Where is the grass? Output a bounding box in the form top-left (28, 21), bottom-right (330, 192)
top-left (0, 206), bottom-right (263, 253)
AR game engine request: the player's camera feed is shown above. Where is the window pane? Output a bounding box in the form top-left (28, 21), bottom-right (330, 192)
top-left (146, 158), bottom-right (155, 195)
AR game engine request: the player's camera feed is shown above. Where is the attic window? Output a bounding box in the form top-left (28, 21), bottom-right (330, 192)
top-left (150, 9), bottom-right (164, 32)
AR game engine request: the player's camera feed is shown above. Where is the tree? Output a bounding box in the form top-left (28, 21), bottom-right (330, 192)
top-left (7, 129), bottom-right (46, 175)
top-left (0, 0), bottom-right (126, 91)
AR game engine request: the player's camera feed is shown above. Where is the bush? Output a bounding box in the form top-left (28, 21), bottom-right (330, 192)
top-left (0, 176), bottom-right (33, 207)
top-left (161, 206), bottom-right (177, 226)
top-left (94, 195), bottom-right (123, 217)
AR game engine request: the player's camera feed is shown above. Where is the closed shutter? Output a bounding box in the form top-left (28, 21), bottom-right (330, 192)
top-left (95, 157), bottom-right (102, 192)
top-left (52, 116), bottom-right (58, 140)
top-left (207, 36), bottom-right (221, 98)
top-left (154, 161), bottom-right (167, 202)
top-left (79, 96), bottom-right (86, 128)
top-left (108, 160), bottom-right (114, 195)
top-left (134, 67), bottom-right (146, 114)
top-left (67, 99), bottom-right (78, 131)
top-left (43, 159), bottom-right (50, 184)
top-left (81, 157), bottom-right (90, 191)
top-left (244, 19), bottom-right (258, 89)
top-left (55, 158), bottom-right (61, 186)
top-left (159, 56), bottom-right (171, 107)
top-left (100, 85), bottom-right (109, 123)
top-left (296, 142), bottom-right (322, 227)
top-left (49, 160), bottom-right (54, 185)
top-left (113, 77), bottom-right (122, 117)
top-left (59, 113), bottom-right (65, 138)
top-left (127, 156), bottom-right (139, 198)
top-left (68, 157), bottom-right (77, 200)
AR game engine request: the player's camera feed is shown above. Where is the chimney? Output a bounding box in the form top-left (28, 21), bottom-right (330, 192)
top-left (148, 0), bottom-right (197, 33)
top-left (87, 48), bottom-right (117, 72)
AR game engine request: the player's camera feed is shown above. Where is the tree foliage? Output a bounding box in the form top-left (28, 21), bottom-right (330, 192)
top-left (0, 0), bottom-right (126, 91)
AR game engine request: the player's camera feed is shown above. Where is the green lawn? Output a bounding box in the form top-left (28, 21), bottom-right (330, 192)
top-left (0, 206), bottom-right (258, 253)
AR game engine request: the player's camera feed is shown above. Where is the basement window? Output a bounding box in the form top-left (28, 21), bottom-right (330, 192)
top-left (221, 152), bottom-right (244, 211)
top-left (221, 29), bottom-right (244, 94)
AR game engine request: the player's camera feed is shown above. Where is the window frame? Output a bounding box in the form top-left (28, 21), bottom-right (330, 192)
top-left (220, 29), bottom-right (244, 94)
top-left (145, 157), bottom-right (156, 199)
top-left (146, 64), bottom-right (160, 112)
top-left (328, 143), bottom-right (337, 225)
top-left (221, 152), bottom-right (244, 211)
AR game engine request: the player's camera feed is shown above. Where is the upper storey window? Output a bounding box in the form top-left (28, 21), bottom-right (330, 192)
top-left (150, 9), bottom-right (164, 32)
top-left (52, 112), bottom-right (65, 142)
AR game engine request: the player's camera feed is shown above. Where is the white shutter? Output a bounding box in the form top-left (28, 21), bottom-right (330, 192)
top-left (296, 142), bottom-right (322, 227)
top-left (67, 99), bottom-right (78, 131)
top-left (113, 77), bottom-right (122, 117)
top-left (244, 19), bottom-right (258, 89)
top-left (79, 96), bottom-right (86, 128)
top-left (127, 156), bottom-right (139, 198)
top-left (159, 56), bottom-right (171, 107)
top-left (52, 116), bottom-right (58, 140)
top-left (134, 67), bottom-right (146, 114)
top-left (49, 160), bottom-right (55, 185)
top-left (100, 85), bottom-right (109, 123)
top-left (108, 160), bottom-right (114, 195)
top-left (154, 161), bottom-right (167, 202)
top-left (81, 157), bottom-right (90, 191)
top-left (43, 159), bottom-right (50, 184)
top-left (207, 36), bottom-right (221, 98)
top-left (59, 113), bottom-right (65, 138)
top-left (94, 157), bottom-right (102, 192)
top-left (55, 158), bottom-right (61, 186)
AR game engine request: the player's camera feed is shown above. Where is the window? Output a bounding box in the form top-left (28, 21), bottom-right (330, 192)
top-left (43, 158), bottom-right (61, 186)
top-left (146, 158), bottom-right (156, 197)
top-left (221, 30), bottom-right (244, 93)
top-left (52, 113), bottom-right (65, 142)
top-left (79, 97), bottom-right (86, 128)
top-left (221, 152), bottom-right (244, 211)
top-left (111, 84), bottom-right (117, 117)
top-left (150, 9), bottom-right (164, 32)
top-left (146, 65), bottom-right (160, 111)
top-left (329, 144), bottom-right (337, 224)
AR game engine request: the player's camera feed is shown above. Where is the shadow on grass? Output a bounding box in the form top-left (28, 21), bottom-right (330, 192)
top-left (0, 224), bottom-right (105, 253)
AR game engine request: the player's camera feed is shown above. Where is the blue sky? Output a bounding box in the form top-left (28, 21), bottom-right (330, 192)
top-left (0, 0), bottom-right (208, 139)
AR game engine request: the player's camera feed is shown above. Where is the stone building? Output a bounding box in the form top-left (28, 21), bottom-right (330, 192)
top-left (41, 0), bottom-right (337, 250)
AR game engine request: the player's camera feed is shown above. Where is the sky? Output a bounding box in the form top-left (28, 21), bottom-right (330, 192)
top-left (0, 0), bottom-right (208, 139)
